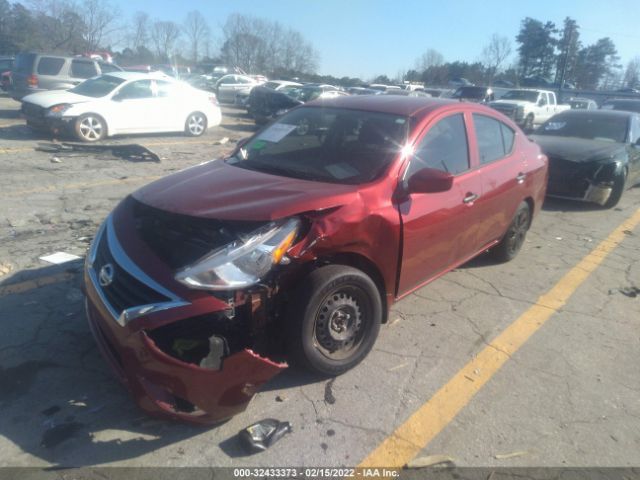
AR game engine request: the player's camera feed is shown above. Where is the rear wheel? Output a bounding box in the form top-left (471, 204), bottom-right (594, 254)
top-left (491, 201), bottom-right (531, 262)
top-left (185, 112), bottom-right (207, 137)
top-left (285, 265), bottom-right (382, 376)
top-left (75, 114), bottom-right (106, 142)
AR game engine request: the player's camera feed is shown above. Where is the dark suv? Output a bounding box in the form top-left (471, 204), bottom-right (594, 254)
top-left (11, 53), bottom-right (122, 100)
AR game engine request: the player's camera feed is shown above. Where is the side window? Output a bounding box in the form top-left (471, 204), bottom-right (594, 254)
top-left (219, 76), bottom-right (233, 84)
top-left (549, 92), bottom-right (556, 105)
top-left (407, 113), bottom-right (470, 177)
top-left (116, 80), bottom-right (153, 99)
top-left (37, 57), bottom-right (65, 75)
top-left (71, 60), bottom-right (98, 79)
top-left (539, 93), bottom-right (548, 106)
top-left (155, 80), bottom-right (179, 97)
top-left (99, 62), bottom-right (120, 73)
top-left (473, 114), bottom-right (515, 164)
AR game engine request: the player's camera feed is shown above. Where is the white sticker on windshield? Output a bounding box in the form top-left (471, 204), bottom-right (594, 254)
top-left (257, 123), bottom-right (297, 143)
top-left (325, 163), bottom-right (359, 179)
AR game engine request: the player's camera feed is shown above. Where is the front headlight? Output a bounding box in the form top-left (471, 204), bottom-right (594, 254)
top-left (175, 218), bottom-right (300, 290)
top-left (47, 103), bottom-right (72, 117)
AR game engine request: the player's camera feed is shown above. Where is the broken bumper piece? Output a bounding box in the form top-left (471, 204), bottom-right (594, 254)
top-left (83, 219), bottom-right (286, 424)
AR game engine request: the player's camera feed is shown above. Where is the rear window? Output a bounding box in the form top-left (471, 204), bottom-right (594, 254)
top-left (14, 54), bottom-right (37, 73)
top-left (71, 60), bottom-right (98, 79)
top-left (37, 57), bottom-right (65, 75)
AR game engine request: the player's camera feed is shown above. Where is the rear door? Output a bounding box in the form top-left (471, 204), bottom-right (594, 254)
top-left (471, 113), bottom-right (527, 245)
top-left (397, 111), bottom-right (482, 296)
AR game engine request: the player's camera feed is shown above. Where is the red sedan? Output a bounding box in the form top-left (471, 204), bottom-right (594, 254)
top-left (84, 96), bottom-right (547, 423)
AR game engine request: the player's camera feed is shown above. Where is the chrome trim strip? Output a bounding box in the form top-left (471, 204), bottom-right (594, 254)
top-left (87, 214), bottom-right (190, 326)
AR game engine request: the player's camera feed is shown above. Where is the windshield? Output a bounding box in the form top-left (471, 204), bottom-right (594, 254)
top-left (601, 100), bottom-right (640, 113)
top-left (501, 90), bottom-right (539, 102)
top-left (70, 75), bottom-right (125, 97)
top-left (537, 114), bottom-right (629, 143)
top-left (227, 107), bottom-right (409, 184)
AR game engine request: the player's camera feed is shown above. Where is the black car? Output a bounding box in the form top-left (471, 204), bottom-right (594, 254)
top-left (451, 86), bottom-right (494, 103)
top-left (530, 110), bottom-right (640, 208)
top-left (601, 98), bottom-right (640, 114)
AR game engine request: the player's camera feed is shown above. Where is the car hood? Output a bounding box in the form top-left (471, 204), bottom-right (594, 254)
top-left (21, 90), bottom-right (94, 107)
top-left (529, 135), bottom-right (626, 163)
top-left (133, 159), bottom-right (361, 221)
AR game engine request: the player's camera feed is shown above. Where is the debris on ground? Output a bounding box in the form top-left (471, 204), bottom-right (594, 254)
top-left (275, 395), bottom-right (286, 402)
top-left (50, 156), bottom-right (62, 163)
top-left (324, 378), bottom-right (336, 405)
top-left (40, 422), bottom-right (83, 448)
top-left (35, 142), bottom-right (160, 163)
top-left (238, 419), bottom-right (292, 453)
top-left (618, 286), bottom-right (640, 298)
top-left (216, 137), bottom-right (230, 145)
top-left (39, 252), bottom-right (82, 264)
top-left (494, 450), bottom-right (529, 460)
top-left (405, 454), bottom-right (456, 469)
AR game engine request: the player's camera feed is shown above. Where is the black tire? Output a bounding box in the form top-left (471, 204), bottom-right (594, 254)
top-left (603, 169), bottom-right (627, 209)
top-left (523, 114), bottom-right (534, 131)
top-left (491, 201), bottom-right (531, 263)
top-left (285, 265), bottom-right (382, 376)
top-left (75, 113), bottom-right (106, 142)
top-left (185, 112), bottom-right (207, 137)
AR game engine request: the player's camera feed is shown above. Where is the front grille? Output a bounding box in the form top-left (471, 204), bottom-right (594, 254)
top-left (131, 198), bottom-right (261, 269)
top-left (547, 157), bottom-right (597, 197)
top-left (93, 230), bottom-right (169, 315)
top-left (492, 104), bottom-right (516, 118)
top-left (22, 102), bottom-right (45, 118)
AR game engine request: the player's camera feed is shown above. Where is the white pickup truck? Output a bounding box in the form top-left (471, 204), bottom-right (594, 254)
top-left (489, 89), bottom-right (570, 130)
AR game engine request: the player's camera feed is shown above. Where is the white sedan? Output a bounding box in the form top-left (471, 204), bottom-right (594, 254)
top-left (20, 71), bottom-right (222, 142)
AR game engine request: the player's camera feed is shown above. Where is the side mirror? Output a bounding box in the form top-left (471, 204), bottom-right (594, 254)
top-left (407, 168), bottom-right (454, 194)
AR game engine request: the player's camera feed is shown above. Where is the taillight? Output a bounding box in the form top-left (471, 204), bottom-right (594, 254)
top-left (27, 75), bottom-right (38, 88)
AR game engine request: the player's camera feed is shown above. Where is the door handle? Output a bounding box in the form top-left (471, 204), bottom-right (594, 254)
top-left (463, 193), bottom-right (479, 204)
top-left (516, 172), bottom-right (527, 184)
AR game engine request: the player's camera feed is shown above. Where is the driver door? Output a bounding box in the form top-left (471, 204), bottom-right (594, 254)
top-left (397, 112), bottom-right (482, 296)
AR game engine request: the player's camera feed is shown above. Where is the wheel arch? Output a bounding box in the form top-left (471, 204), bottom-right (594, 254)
top-left (309, 252), bottom-right (390, 324)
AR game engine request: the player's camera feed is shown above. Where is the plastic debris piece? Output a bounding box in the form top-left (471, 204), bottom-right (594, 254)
top-left (39, 252), bottom-right (81, 264)
top-left (275, 395), bottom-right (286, 402)
top-left (0, 263), bottom-right (12, 276)
top-left (216, 137), bottom-right (230, 145)
top-left (40, 422), bottom-right (83, 448)
top-left (555, 237), bottom-right (563, 240)
top-left (406, 454), bottom-right (456, 469)
top-left (50, 156), bottom-right (62, 163)
top-left (238, 419), bottom-right (292, 453)
top-left (494, 451), bottom-right (529, 460)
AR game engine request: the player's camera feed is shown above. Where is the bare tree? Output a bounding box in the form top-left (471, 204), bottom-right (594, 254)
top-left (220, 13), bottom-right (319, 75)
top-left (183, 10), bottom-right (210, 62)
top-left (81, 0), bottom-right (120, 50)
top-left (481, 34), bottom-right (512, 83)
top-left (415, 49), bottom-right (444, 71)
top-left (150, 20), bottom-right (181, 60)
top-left (623, 56), bottom-right (640, 88)
top-left (129, 11), bottom-right (149, 50)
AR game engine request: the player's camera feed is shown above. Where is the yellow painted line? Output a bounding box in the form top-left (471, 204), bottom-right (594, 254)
top-left (4, 175), bottom-right (161, 197)
top-left (359, 207), bottom-right (640, 468)
top-left (0, 147), bottom-right (31, 155)
top-left (0, 271), bottom-right (76, 296)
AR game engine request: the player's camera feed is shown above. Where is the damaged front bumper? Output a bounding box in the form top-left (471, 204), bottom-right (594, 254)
top-left (547, 160), bottom-right (618, 206)
top-left (84, 216), bottom-right (287, 424)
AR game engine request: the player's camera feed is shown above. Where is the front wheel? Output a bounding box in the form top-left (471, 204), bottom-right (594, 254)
top-left (491, 201), bottom-right (531, 262)
top-left (285, 265), bottom-right (382, 376)
top-left (603, 169), bottom-right (627, 209)
top-left (523, 114), bottom-right (534, 131)
top-left (185, 112), bottom-right (207, 137)
top-left (75, 114), bottom-right (106, 142)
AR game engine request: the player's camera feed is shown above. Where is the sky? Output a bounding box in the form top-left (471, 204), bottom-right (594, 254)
top-left (112, 0), bottom-right (639, 79)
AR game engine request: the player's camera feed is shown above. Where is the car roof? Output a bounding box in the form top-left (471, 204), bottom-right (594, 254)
top-left (307, 95), bottom-right (459, 118)
top-left (102, 71), bottom-right (172, 81)
top-left (556, 109), bottom-right (637, 119)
